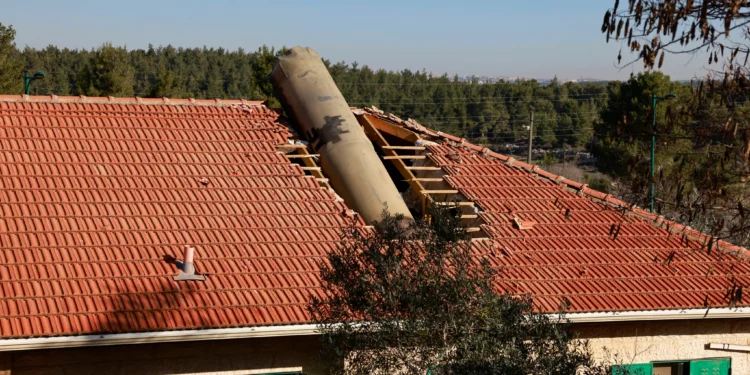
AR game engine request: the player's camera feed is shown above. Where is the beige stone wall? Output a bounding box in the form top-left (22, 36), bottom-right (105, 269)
top-left (3, 319), bottom-right (750, 374)
top-left (0, 335), bottom-right (329, 375)
top-left (575, 319), bottom-right (750, 373)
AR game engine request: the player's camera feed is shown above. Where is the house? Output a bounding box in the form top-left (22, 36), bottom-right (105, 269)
top-left (0, 92), bottom-right (748, 375)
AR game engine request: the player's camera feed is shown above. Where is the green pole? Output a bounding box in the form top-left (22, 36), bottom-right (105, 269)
top-left (650, 94), bottom-right (656, 213)
top-left (23, 73), bottom-right (31, 95)
top-left (23, 72), bottom-right (45, 95)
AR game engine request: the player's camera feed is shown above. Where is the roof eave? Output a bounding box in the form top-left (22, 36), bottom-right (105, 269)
top-left (562, 306), bottom-right (750, 324)
top-left (0, 324), bottom-right (319, 352)
top-left (2, 308), bottom-right (750, 351)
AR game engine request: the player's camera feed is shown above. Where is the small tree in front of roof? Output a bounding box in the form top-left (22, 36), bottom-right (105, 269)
top-left (310, 206), bottom-right (608, 375)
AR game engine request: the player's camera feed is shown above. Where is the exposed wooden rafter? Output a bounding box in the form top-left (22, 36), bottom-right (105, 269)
top-left (356, 113), bottom-right (489, 238)
top-left (382, 155), bottom-right (427, 160)
top-left (358, 114), bottom-right (433, 216)
top-left (421, 190), bottom-right (459, 194)
top-left (277, 144), bottom-right (331, 190)
top-left (362, 114), bottom-right (421, 143)
top-left (406, 166), bottom-right (442, 171)
top-left (382, 145), bottom-right (426, 151)
top-left (286, 154), bottom-right (320, 159)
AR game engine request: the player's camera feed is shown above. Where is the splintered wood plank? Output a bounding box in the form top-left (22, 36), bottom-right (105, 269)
top-left (407, 166), bottom-right (442, 171)
top-left (432, 201), bottom-right (475, 207)
top-left (381, 146), bottom-right (426, 151)
top-left (286, 154), bottom-right (320, 158)
top-left (410, 178), bottom-right (445, 182)
top-left (382, 155), bottom-right (427, 160)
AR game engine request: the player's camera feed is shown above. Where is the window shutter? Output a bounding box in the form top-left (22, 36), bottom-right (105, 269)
top-left (689, 358), bottom-right (730, 375)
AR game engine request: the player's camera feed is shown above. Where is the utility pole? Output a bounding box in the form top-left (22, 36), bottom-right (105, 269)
top-left (650, 93), bottom-right (677, 213)
top-left (650, 95), bottom-right (656, 214)
top-left (527, 111), bottom-right (534, 164)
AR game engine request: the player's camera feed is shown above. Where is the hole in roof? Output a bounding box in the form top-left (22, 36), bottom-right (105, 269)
top-left (368, 136), bottom-right (422, 219)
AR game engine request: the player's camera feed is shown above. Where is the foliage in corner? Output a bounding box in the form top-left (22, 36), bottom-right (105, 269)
top-left (310, 207), bottom-right (603, 375)
top-left (602, 0), bottom-right (750, 78)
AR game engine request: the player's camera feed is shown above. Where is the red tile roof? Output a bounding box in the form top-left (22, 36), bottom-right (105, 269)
top-left (361, 107), bottom-right (750, 314)
top-left (0, 95), bottom-right (748, 339)
top-left (0, 95), bottom-right (361, 338)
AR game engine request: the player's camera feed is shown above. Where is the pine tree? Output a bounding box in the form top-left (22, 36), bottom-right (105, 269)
top-left (78, 43), bottom-right (135, 96)
top-left (0, 23), bottom-right (24, 94)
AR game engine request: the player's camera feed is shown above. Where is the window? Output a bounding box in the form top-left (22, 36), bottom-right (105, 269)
top-left (653, 361), bottom-right (688, 375)
top-left (612, 358), bottom-right (730, 375)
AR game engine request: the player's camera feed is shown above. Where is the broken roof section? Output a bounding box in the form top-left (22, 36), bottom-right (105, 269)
top-left (0, 94), bottom-right (747, 340)
top-left (359, 106), bottom-right (750, 312)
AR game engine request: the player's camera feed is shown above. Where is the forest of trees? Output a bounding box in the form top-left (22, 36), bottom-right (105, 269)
top-left (4, 20), bottom-right (750, 248)
top-left (1, 23), bottom-right (608, 150)
top-left (16, 42), bottom-right (611, 149)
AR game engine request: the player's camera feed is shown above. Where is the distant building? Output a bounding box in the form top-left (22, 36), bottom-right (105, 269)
top-left (0, 95), bottom-right (747, 374)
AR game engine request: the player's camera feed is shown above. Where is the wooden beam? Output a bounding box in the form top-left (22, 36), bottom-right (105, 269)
top-left (276, 144), bottom-right (308, 149)
top-left (382, 155), bottom-right (426, 160)
top-left (286, 154), bottom-right (320, 158)
top-left (359, 115), bottom-right (431, 215)
top-left (432, 201), bottom-right (475, 207)
top-left (292, 147), bottom-right (331, 189)
top-left (407, 166), bottom-right (443, 171)
top-left (360, 114), bottom-right (421, 143)
top-left (381, 146), bottom-right (426, 151)
top-left (421, 190), bottom-right (459, 194)
top-left (466, 227), bottom-right (482, 233)
top-left (410, 178), bottom-right (445, 182)
top-left (460, 215), bottom-right (479, 219)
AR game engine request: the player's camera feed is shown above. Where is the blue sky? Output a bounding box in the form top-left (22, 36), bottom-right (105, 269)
top-left (4, 0), bottom-right (708, 80)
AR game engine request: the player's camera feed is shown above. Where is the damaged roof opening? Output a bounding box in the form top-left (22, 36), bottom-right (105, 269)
top-left (271, 46), bottom-right (412, 225)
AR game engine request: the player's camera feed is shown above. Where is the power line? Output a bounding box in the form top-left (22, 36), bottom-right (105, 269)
top-left (334, 81), bottom-right (609, 87)
top-left (424, 111), bottom-right (601, 119)
top-left (425, 118), bottom-right (600, 126)
top-left (349, 93), bottom-right (609, 100)
top-left (348, 97), bottom-right (609, 105)
top-left (462, 128), bottom-right (594, 135)
top-left (455, 130), bottom-right (597, 142)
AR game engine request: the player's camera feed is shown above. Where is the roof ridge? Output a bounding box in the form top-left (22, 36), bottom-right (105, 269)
top-left (0, 94), bottom-right (266, 108)
top-left (360, 107), bottom-right (750, 258)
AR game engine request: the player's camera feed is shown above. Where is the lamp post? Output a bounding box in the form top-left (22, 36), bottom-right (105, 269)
top-left (650, 93), bottom-right (677, 213)
top-left (23, 72), bottom-right (46, 95)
